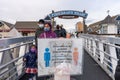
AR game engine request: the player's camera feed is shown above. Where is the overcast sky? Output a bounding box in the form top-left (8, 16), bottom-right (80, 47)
top-left (0, 0), bottom-right (120, 30)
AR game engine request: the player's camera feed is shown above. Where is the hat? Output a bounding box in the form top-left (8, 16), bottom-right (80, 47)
top-left (38, 19), bottom-right (45, 24)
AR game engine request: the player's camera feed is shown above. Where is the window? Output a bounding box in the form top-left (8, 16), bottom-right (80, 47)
top-left (117, 23), bottom-right (120, 34)
top-left (101, 24), bottom-right (108, 34)
top-left (22, 32), bottom-right (28, 36)
top-left (118, 28), bottom-right (120, 34)
top-left (116, 16), bottom-right (120, 21)
top-left (116, 44), bottom-right (120, 59)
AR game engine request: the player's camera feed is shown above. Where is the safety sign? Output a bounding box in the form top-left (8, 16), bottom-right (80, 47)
top-left (38, 39), bottom-right (84, 76)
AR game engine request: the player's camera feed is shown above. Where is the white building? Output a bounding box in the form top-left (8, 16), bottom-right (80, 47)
top-left (88, 15), bottom-right (120, 36)
top-left (0, 21), bottom-right (14, 38)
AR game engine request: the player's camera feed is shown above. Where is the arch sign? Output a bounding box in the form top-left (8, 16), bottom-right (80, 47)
top-left (48, 10), bottom-right (88, 19)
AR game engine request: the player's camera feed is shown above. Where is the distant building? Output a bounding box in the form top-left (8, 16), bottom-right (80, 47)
top-left (15, 20), bottom-right (55, 36)
top-left (0, 21), bottom-right (13, 38)
top-left (88, 15), bottom-right (120, 36)
top-left (76, 22), bottom-right (83, 33)
top-left (15, 21), bottom-right (38, 36)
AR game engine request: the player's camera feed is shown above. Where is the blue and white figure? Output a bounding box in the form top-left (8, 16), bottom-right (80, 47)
top-left (44, 48), bottom-right (51, 67)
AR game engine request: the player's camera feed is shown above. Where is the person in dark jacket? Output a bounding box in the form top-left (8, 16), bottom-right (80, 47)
top-left (59, 25), bottom-right (66, 38)
top-left (23, 45), bottom-right (37, 80)
top-left (35, 19), bottom-right (45, 45)
top-left (54, 25), bottom-right (60, 38)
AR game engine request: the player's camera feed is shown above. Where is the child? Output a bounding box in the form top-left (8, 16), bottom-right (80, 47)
top-left (23, 45), bottom-right (37, 80)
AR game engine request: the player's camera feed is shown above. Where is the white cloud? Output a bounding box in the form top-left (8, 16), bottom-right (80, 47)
top-left (0, 0), bottom-right (120, 29)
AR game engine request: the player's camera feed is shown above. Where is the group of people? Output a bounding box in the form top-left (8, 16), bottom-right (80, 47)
top-left (54, 24), bottom-right (67, 38)
top-left (35, 19), bottom-right (69, 40)
top-left (35, 19), bottom-right (57, 38)
top-left (23, 19), bottom-right (70, 80)
top-left (35, 19), bottom-right (70, 45)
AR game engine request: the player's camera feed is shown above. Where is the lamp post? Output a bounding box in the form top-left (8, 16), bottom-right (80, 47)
top-left (52, 10), bottom-right (55, 30)
top-left (83, 10), bottom-right (87, 34)
top-left (0, 21), bottom-right (4, 38)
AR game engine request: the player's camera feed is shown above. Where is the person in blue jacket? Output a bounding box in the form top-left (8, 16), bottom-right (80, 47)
top-left (23, 45), bottom-right (37, 80)
top-left (44, 48), bottom-right (51, 67)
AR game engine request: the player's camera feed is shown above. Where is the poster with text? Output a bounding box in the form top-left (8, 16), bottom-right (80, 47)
top-left (38, 38), bottom-right (84, 76)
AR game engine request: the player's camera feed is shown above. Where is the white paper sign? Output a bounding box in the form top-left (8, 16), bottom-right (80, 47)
top-left (38, 38), bottom-right (84, 76)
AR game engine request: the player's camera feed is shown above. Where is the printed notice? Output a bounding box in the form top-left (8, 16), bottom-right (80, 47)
top-left (38, 39), bottom-right (84, 76)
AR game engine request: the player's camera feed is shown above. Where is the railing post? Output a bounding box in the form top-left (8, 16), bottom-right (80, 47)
top-left (84, 39), bottom-right (87, 48)
top-left (93, 40), bottom-right (96, 56)
top-left (17, 43), bottom-right (26, 75)
top-left (90, 40), bottom-right (93, 53)
top-left (88, 39), bottom-right (91, 52)
top-left (95, 41), bottom-right (100, 60)
top-left (109, 45), bottom-right (117, 74)
top-left (99, 42), bottom-right (104, 64)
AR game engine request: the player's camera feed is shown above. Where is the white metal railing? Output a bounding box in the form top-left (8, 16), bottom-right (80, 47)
top-left (81, 34), bottom-right (119, 80)
top-left (0, 36), bottom-right (34, 80)
top-left (0, 34), bottom-right (120, 80)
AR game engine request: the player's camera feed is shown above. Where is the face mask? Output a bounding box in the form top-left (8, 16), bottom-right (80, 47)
top-left (39, 24), bottom-right (44, 28)
top-left (44, 27), bottom-right (50, 32)
top-left (30, 48), bottom-right (36, 52)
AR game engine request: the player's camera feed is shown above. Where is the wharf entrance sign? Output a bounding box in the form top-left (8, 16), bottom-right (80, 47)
top-left (38, 38), bottom-right (84, 76)
top-left (46, 10), bottom-right (88, 19)
top-left (44, 10), bottom-right (88, 33)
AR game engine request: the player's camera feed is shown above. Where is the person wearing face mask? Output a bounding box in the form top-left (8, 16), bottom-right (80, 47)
top-left (38, 22), bottom-right (56, 80)
top-left (35, 19), bottom-right (45, 45)
top-left (39, 22), bottom-right (57, 38)
top-left (23, 45), bottom-right (37, 80)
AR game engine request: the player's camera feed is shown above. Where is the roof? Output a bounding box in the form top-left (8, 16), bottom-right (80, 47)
top-left (15, 21), bottom-right (39, 32)
top-left (15, 21), bottom-right (38, 29)
top-left (89, 21), bottom-right (102, 28)
top-left (89, 20), bottom-right (102, 32)
top-left (0, 21), bottom-right (14, 29)
top-left (0, 21), bottom-right (13, 32)
top-left (115, 15), bottom-right (120, 20)
top-left (101, 15), bottom-right (114, 24)
top-left (44, 15), bottom-right (51, 20)
top-left (89, 15), bottom-right (119, 27)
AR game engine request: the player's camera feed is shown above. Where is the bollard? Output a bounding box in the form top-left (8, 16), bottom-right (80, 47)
top-left (54, 62), bottom-right (71, 80)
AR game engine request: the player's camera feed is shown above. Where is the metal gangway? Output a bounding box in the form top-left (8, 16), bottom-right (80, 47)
top-left (0, 34), bottom-right (119, 80)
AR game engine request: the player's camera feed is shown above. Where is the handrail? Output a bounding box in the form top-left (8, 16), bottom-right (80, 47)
top-left (0, 36), bottom-right (35, 80)
top-left (0, 36), bottom-right (35, 47)
top-left (7, 65), bottom-right (25, 80)
top-left (81, 34), bottom-right (120, 44)
top-left (82, 34), bottom-right (120, 80)
top-left (0, 61), bottom-right (23, 78)
top-left (0, 56), bottom-right (23, 70)
top-left (82, 36), bottom-right (120, 61)
top-left (94, 46), bottom-right (118, 61)
top-left (81, 36), bottom-right (120, 49)
top-left (0, 41), bottom-right (34, 52)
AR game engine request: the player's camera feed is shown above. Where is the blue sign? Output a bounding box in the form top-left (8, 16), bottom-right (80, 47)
top-left (48, 10), bottom-right (88, 19)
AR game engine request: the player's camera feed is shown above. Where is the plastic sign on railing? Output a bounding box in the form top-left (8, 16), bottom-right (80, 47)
top-left (38, 38), bottom-right (84, 76)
